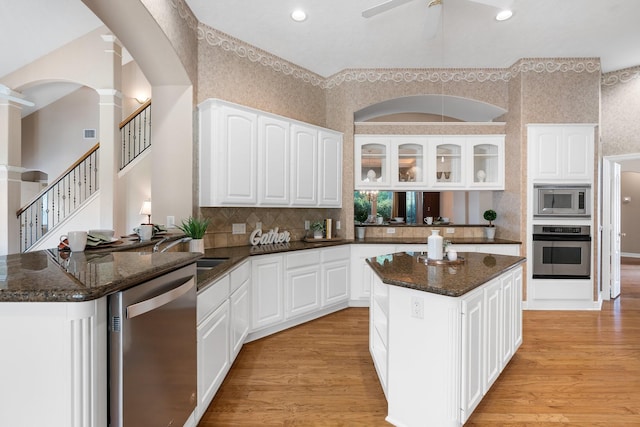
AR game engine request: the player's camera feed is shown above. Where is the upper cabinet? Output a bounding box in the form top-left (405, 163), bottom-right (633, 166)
top-left (199, 99), bottom-right (343, 207)
top-left (528, 124), bottom-right (595, 183)
top-left (355, 135), bottom-right (505, 191)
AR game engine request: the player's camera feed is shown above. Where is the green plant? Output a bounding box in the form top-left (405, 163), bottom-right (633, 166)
top-left (177, 216), bottom-right (210, 239)
top-left (483, 209), bottom-right (497, 227)
top-left (310, 221), bottom-right (325, 232)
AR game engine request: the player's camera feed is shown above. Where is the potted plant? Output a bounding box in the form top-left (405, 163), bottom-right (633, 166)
top-left (177, 216), bottom-right (211, 253)
top-left (483, 209), bottom-right (497, 240)
top-left (310, 221), bottom-right (325, 239)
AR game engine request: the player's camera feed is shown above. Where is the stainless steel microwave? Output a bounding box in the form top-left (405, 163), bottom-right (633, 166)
top-left (534, 184), bottom-right (590, 218)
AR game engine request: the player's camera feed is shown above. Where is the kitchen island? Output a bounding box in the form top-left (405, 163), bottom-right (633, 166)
top-left (366, 251), bottom-right (525, 427)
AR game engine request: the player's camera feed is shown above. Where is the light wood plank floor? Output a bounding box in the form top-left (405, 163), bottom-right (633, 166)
top-left (199, 265), bottom-right (640, 426)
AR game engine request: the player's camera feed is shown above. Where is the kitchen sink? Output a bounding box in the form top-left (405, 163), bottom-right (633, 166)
top-left (196, 258), bottom-right (228, 271)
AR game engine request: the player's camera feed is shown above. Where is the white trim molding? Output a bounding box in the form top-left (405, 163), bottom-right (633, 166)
top-left (602, 66), bottom-right (640, 86)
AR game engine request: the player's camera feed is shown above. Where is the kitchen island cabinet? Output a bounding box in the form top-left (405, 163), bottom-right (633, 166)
top-left (367, 251), bottom-right (524, 426)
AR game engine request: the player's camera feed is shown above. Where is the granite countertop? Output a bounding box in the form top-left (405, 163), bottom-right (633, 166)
top-left (0, 235), bottom-right (522, 302)
top-left (366, 251), bottom-right (525, 297)
top-left (0, 249), bottom-right (201, 302)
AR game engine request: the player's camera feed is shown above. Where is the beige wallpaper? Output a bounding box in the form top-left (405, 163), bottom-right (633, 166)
top-left (601, 66), bottom-right (640, 156)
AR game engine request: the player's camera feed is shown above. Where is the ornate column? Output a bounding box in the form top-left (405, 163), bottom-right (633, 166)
top-left (0, 86), bottom-right (33, 255)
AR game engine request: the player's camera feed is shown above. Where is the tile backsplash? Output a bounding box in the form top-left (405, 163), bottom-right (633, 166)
top-left (200, 207), bottom-right (342, 248)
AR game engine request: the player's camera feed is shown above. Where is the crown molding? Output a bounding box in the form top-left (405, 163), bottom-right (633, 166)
top-left (602, 66), bottom-right (640, 87)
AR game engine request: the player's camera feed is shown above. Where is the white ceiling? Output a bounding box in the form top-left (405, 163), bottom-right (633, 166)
top-left (2, 0), bottom-right (640, 114)
top-left (185, 0), bottom-right (640, 76)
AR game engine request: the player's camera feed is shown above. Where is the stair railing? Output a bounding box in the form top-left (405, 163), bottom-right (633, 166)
top-left (120, 99), bottom-right (151, 170)
top-left (17, 144), bottom-right (100, 252)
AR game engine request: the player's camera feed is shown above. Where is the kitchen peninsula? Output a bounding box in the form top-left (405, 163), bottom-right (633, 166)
top-left (366, 251), bottom-right (524, 427)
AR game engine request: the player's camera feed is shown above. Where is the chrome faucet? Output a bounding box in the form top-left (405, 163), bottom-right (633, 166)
top-left (153, 237), bottom-right (192, 253)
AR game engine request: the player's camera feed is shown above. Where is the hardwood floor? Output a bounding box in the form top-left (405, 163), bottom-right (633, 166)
top-left (199, 267), bottom-right (640, 426)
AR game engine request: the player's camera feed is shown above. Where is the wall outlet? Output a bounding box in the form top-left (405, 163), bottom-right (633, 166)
top-left (304, 220), bottom-right (310, 230)
top-left (256, 222), bottom-right (262, 230)
top-left (336, 220), bottom-right (341, 230)
top-left (166, 215), bottom-right (175, 228)
top-left (232, 223), bottom-right (246, 235)
top-left (411, 296), bottom-right (424, 319)
top-left (387, 227), bottom-right (396, 234)
top-left (446, 227), bottom-right (455, 234)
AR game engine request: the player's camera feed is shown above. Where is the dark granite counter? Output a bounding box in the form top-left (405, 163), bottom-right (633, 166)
top-left (0, 235), bottom-right (521, 302)
top-left (353, 237), bottom-right (521, 245)
top-left (0, 249), bottom-right (201, 302)
top-left (366, 251), bottom-right (525, 297)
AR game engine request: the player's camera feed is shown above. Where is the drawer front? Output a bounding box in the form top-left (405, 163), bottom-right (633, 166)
top-left (286, 250), bottom-right (321, 269)
top-left (321, 245), bottom-right (350, 263)
top-left (197, 275), bottom-right (230, 324)
top-left (230, 260), bottom-right (250, 293)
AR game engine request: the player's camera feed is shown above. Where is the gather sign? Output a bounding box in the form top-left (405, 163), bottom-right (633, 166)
top-left (249, 227), bottom-right (291, 246)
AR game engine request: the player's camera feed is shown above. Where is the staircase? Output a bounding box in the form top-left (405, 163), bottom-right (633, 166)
top-left (17, 100), bottom-right (152, 252)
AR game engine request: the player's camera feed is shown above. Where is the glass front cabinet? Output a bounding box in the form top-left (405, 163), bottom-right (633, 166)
top-left (355, 138), bottom-right (391, 188)
top-left (355, 135), bottom-right (504, 191)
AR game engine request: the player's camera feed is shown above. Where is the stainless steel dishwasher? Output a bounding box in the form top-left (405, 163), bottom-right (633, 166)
top-left (108, 263), bottom-right (197, 427)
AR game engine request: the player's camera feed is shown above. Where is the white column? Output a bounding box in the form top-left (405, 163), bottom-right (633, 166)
top-left (0, 87), bottom-right (32, 254)
top-left (96, 89), bottom-right (122, 231)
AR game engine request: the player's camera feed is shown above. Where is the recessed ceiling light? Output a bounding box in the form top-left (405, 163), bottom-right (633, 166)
top-left (496, 10), bottom-right (513, 21)
top-left (291, 9), bottom-right (307, 22)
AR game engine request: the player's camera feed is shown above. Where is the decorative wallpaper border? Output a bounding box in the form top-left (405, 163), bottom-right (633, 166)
top-left (172, 0), bottom-right (608, 89)
top-left (602, 66), bottom-right (640, 86)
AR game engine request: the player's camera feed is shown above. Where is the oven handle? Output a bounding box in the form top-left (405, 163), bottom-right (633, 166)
top-left (532, 234), bottom-right (591, 242)
top-left (126, 276), bottom-right (195, 319)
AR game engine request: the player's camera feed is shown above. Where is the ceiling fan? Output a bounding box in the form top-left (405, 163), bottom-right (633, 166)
top-left (362, 0), bottom-right (513, 36)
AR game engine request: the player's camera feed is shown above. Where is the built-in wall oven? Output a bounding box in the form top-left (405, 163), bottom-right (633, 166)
top-left (532, 225), bottom-right (591, 279)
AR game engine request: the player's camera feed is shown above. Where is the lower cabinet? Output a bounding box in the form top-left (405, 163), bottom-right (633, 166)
top-left (321, 246), bottom-right (350, 306)
top-left (350, 244), bottom-right (395, 305)
top-left (251, 254), bottom-right (284, 330)
top-left (197, 300), bottom-right (230, 420)
top-left (375, 264), bottom-right (523, 427)
top-left (285, 250), bottom-right (322, 319)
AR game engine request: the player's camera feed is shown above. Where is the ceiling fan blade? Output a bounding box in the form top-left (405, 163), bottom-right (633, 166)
top-left (362, 0), bottom-right (417, 18)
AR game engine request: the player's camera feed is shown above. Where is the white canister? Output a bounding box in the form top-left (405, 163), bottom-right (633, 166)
top-left (447, 248), bottom-right (458, 261)
top-left (427, 230), bottom-right (444, 260)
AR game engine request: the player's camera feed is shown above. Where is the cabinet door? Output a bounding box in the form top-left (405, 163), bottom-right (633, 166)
top-left (564, 126), bottom-right (594, 181)
top-left (500, 271), bottom-right (514, 367)
top-left (461, 288), bottom-right (484, 421)
top-left (484, 279), bottom-right (503, 391)
top-left (286, 266), bottom-right (321, 319)
top-left (349, 245), bottom-right (395, 303)
top-left (322, 261), bottom-right (349, 306)
top-left (218, 105), bottom-right (258, 204)
top-left (513, 266), bottom-right (523, 350)
top-left (291, 124), bottom-right (318, 206)
top-left (251, 255), bottom-right (284, 330)
top-left (355, 137), bottom-right (391, 189)
top-left (258, 116), bottom-right (290, 205)
top-left (318, 130), bottom-right (343, 207)
top-left (197, 300), bottom-right (230, 416)
top-left (230, 282), bottom-right (250, 360)
top-left (432, 136), bottom-right (466, 188)
top-left (529, 126), bottom-right (563, 181)
top-left (392, 138), bottom-right (428, 188)
top-left (468, 136), bottom-right (505, 189)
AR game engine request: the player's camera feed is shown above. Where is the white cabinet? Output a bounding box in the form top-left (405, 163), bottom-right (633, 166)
top-left (199, 99), bottom-right (343, 207)
top-left (199, 100), bottom-right (258, 206)
top-left (321, 246), bottom-right (350, 306)
top-left (197, 300), bottom-right (230, 418)
top-left (285, 250), bottom-right (322, 318)
top-left (461, 287), bottom-right (484, 418)
top-left (229, 261), bottom-right (251, 359)
top-left (528, 124), bottom-right (595, 182)
top-left (355, 137), bottom-right (391, 188)
top-left (370, 273), bottom-right (389, 396)
top-left (258, 115), bottom-right (290, 205)
top-left (291, 124), bottom-right (318, 206)
top-left (355, 134), bottom-right (504, 190)
top-left (349, 244), bottom-right (395, 305)
top-left (318, 130), bottom-right (343, 206)
top-left (251, 254), bottom-right (284, 331)
top-left (483, 278), bottom-right (503, 391)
